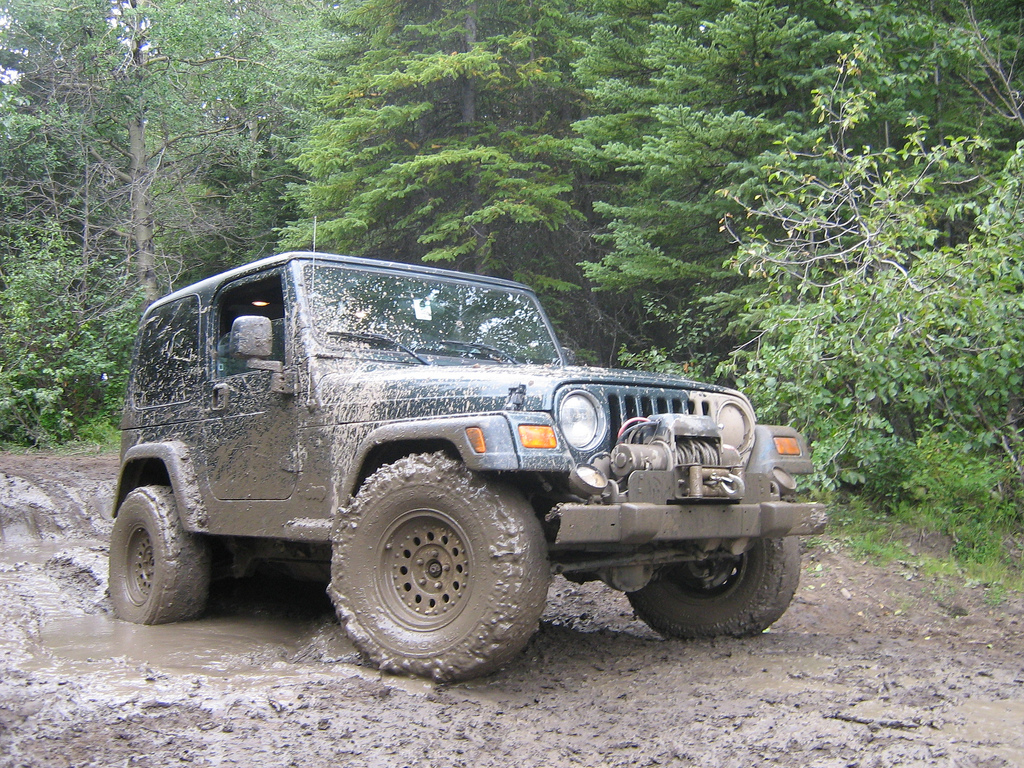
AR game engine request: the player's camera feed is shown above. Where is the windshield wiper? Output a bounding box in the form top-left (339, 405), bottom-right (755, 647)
top-left (416, 339), bottom-right (520, 364)
top-left (325, 331), bottom-right (429, 364)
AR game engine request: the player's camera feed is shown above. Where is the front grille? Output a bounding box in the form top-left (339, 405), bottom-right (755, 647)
top-left (604, 387), bottom-right (698, 445)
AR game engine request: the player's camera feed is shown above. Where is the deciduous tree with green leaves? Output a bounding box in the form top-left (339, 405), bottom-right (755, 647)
top-left (0, 227), bottom-right (138, 445)
top-left (722, 55), bottom-right (1024, 555)
top-left (0, 0), bottom-right (320, 442)
top-left (1, 0), bottom-right (313, 299)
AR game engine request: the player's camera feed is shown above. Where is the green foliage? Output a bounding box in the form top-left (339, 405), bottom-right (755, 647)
top-left (0, 0), bottom-right (323, 443)
top-left (724, 61), bottom-right (1024, 506)
top-left (1, 0), bottom-right (317, 293)
top-left (884, 436), bottom-right (1020, 564)
top-left (0, 227), bottom-right (139, 446)
top-left (717, 17), bottom-right (1024, 569)
top-left (288, 0), bottom-right (586, 274)
top-left (574, 0), bottom-right (846, 366)
top-left (75, 418), bottom-right (122, 449)
top-left (2, 0), bottom-right (1024, 458)
top-left (856, 434), bottom-right (1020, 562)
top-left (826, 433), bottom-right (1022, 576)
top-left (614, 299), bottom-right (729, 379)
top-left (284, 0), bottom-right (623, 359)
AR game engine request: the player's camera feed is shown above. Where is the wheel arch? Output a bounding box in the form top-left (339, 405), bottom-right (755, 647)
top-left (343, 415), bottom-right (524, 499)
top-left (114, 441), bottom-right (207, 531)
top-left (353, 438), bottom-right (459, 497)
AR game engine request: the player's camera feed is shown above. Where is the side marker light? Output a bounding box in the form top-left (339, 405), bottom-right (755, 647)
top-left (465, 427), bottom-right (487, 454)
top-left (773, 436), bottom-right (802, 456)
top-left (518, 424), bottom-right (558, 449)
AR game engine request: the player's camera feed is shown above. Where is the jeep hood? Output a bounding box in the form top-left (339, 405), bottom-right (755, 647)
top-left (310, 362), bottom-right (737, 425)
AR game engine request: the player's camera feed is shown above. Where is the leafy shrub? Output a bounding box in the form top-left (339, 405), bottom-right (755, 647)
top-left (724, 72), bottom-right (1024, 480)
top-left (882, 435), bottom-right (1020, 564)
top-left (720, 69), bottom-right (1024, 568)
top-left (0, 227), bottom-right (139, 446)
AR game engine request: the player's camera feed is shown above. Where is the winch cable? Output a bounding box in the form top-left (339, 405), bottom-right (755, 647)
top-left (617, 416), bottom-right (654, 442)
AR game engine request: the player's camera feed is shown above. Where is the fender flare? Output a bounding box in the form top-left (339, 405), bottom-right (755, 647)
top-left (113, 441), bottom-right (208, 531)
top-left (341, 414), bottom-right (525, 499)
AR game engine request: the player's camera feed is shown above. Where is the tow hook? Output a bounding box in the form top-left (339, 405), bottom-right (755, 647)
top-left (714, 473), bottom-right (745, 500)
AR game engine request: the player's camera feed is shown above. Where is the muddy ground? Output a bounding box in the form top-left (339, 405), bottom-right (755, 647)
top-left (1, 451), bottom-right (1022, 768)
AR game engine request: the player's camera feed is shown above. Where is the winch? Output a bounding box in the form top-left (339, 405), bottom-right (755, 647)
top-left (606, 413), bottom-right (746, 502)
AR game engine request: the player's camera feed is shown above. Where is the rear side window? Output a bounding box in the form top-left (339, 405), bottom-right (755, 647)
top-left (130, 295), bottom-right (202, 408)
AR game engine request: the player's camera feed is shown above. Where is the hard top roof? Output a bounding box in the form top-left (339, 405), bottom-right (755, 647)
top-left (148, 252), bottom-right (539, 312)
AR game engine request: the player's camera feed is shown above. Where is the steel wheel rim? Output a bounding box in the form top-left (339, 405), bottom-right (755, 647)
top-left (379, 510), bottom-right (471, 630)
top-left (669, 555), bottom-right (747, 599)
top-left (126, 525), bottom-right (155, 605)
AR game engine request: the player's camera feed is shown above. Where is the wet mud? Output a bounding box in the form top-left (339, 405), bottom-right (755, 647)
top-left (2, 451), bottom-right (1023, 767)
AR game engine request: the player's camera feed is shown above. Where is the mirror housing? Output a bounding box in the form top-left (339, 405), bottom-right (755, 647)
top-left (229, 315), bottom-right (273, 359)
top-left (228, 315), bottom-right (295, 395)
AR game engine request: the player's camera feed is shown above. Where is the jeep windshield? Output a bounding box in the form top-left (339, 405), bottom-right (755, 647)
top-left (302, 263), bottom-right (563, 366)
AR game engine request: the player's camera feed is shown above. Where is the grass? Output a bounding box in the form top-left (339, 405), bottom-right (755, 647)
top-left (0, 437), bottom-right (120, 456)
top-left (0, 417), bottom-right (121, 455)
top-left (822, 492), bottom-right (1024, 601)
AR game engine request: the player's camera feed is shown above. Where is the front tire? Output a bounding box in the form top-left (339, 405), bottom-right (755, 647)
top-left (627, 537), bottom-right (800, 639)
top-left (329, 453), bottom-right (549, 682)
top-left (109, 486), bottom-right (211, 624)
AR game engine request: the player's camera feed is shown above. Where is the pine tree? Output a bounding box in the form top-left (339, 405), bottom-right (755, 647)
top-left (288, 0), bottom-right (588, 282)
top-left (574, 0), bottom-right (842, 374)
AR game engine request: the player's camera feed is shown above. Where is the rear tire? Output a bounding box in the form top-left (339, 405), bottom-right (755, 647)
top-left (109, 486), bottom-right (211, 624)
top-left (627, 537), bottom-right (800, 639)
top-left (329, 453), bottom-right (549, 682)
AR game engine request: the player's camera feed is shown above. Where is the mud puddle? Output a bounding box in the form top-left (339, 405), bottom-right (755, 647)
top-left (0, 540), bottom-right (358, 682)
top-left (38, 612), bottom-right (340, 675)
top-left (4, 452), bottom-right (1024, 767)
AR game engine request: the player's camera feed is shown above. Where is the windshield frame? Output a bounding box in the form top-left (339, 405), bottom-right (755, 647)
top-left (293, 259), bottom-right (567, 367)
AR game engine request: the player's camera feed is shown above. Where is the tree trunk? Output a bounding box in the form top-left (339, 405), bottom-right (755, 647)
top-left (461, 4), bottom-right (477, 125)
top-left (129, 117), bottom-right (158, 303)
top-left (127, 0), bottom-right (158, 303)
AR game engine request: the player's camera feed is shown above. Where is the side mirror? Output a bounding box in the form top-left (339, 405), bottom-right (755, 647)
top-left (228, 315), bottom-right (295, 395)
top-left (229, 315), bottom-right (273, 359)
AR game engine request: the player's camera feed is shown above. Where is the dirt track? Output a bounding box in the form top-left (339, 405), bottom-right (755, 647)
top-left (1, 451), bottom-right (1023, 767)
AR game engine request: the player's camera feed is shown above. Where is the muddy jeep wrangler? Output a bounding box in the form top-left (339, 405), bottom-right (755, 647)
top-left (111, 252), bottom-right (825, 681)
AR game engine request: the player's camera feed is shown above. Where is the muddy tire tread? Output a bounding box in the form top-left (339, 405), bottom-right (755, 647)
top-left (109, 485), bottom-right (211, 625)
top-left (628, 536), bottom-right (800, 639)
top-left (329, 452), bottom-right (549, 682)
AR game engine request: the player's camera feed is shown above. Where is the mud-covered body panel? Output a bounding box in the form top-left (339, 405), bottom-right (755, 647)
top-left (117, 251), bottom-right (824, 551)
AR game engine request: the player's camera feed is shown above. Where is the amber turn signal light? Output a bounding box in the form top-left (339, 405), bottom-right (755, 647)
top-left (773, 436), bottom-right (802, 456)
top-left (465, 427), bottom-right (487, 453)
top-left (518, 424), bottom-right (558, 449)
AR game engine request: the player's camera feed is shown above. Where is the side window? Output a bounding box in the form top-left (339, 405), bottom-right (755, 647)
top-left (215, 272), bottom-right (286, 378)
top-left (130, 295), bottom-right (202, 408)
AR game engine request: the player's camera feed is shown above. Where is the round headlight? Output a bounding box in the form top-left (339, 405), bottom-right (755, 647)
top-left (559, 391), bottom-right (604, 450)
top-left (717, 401), bottom-right (753, 452)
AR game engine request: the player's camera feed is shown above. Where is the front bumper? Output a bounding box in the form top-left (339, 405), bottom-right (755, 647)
top-left (550, 500), bottom-right (827, 547)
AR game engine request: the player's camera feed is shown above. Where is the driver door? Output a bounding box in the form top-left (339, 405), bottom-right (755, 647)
top-left (201, 270), bottom-right (299, 503)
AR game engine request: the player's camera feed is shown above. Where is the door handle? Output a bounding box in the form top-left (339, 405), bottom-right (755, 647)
top-left (211, 382), bottom-right (229, 411)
